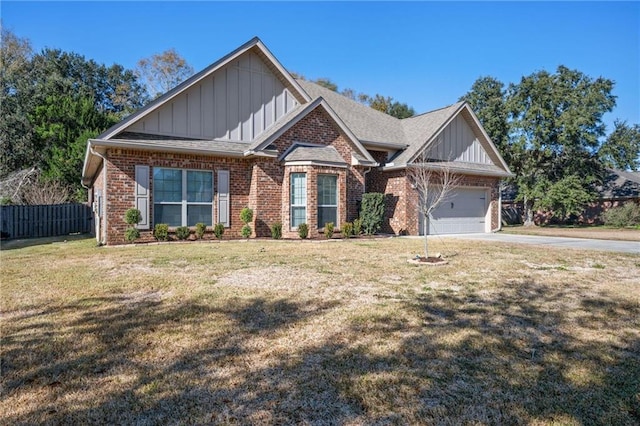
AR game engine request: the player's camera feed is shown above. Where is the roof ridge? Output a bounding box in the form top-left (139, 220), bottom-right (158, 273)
top-left (403, 101), bottom-right (465, 120)
top-left (296, 79), bottom-right (403, 122)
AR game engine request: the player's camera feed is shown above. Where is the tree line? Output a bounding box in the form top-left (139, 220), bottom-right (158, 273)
top-left (0, 27), bottom-right (192, 203)
top-left (460, 72), bottom-right (639, 224)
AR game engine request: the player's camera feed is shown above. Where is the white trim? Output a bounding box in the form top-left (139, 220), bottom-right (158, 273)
top-left (290, 172), bottom-right (307, 229)
top-left (284, 161), bottom-right (348, 169)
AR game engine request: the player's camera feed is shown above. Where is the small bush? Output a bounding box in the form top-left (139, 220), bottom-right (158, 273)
top-left (602, 203), bottom-right (640, 227)
top-left (341, 221), bottom-right (353, 238)
top-left (240, 207), bottom-right (253, 225)
top-left (298, 223), bottom-right (309, 239)
top-left (360, 193), bottom-right (385, 235)
top-left (175, 226), bottom-right (190, 240)
top-left (271, 222), bottom-right (282, 239)
top-left (124, 208), bottom-right (142, 226)
top-left (195, 223), bottom-right (206, 240)
top-left (241, 224), bottom-right (252, 238)
top-left (124, 227), bottom-right (140, 243)
top-left (213, 223), bottom-right (225, 240)
top-left (154, 223), bottom-right (169, 241)
top-left (352, 218), bottom-right (362, 236)
top-left (324, 222), bottom-right (335, 239)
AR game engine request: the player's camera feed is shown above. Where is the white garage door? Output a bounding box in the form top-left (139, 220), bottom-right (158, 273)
top-left (419, 188), bottom-right (488, 235)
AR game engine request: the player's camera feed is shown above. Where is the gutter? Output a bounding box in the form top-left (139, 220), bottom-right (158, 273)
top-left (89, 143), bottom-right (108, 246)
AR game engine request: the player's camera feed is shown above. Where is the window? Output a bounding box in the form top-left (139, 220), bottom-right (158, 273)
top-left (290, 173), bottom-right (306, 228)
top-left (153, 168), bottom-right (213, 226)
top-left (317, 175), bottom-right (337, 228)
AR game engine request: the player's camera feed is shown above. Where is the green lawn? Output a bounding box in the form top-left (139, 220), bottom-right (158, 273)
top-left (1, 236), bottom-right (639, 425)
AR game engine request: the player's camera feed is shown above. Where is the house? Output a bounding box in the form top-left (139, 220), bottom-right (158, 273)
top-left (501, 169), bottom-right (640, 225)
top-left (82, 37), bottom-right (512, 245)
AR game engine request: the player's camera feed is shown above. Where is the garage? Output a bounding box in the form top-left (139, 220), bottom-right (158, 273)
top-left (418, 187), bottom-right (489, 235)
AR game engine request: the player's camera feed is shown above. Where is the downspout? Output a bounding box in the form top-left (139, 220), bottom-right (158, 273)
top-left (362, 167), bottom-right (372, 192)
top-left (90, 143), bottom-right (108, 245)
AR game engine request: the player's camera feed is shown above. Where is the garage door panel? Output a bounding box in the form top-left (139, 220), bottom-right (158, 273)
top-left (422, 188), bottom-right (488, 235)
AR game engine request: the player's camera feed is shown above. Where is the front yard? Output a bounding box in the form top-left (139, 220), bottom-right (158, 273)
top-left (1, 237), bottom-right (639, 425)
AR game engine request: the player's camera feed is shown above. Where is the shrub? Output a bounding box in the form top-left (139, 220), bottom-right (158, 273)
top-left (341, 221), bottom-right (353, 238)
top-left (298, 223), bottom-right (309, 239)
top-left (352, 217), bottom-right (362, 236)
top-left (124, 227), bottom-right (140, 243)
top-left (175, 226), bottom-right (190, 240)
top-left (271, 222), bottom-right (282, 239)
top-left (241, 224), bottom-right (252, 238)
top-left (195, 223), bottom-right (206, 239)
top-left (602, 203), bottom-right (640, 228)
top-left (124, 208), bottom-right (142, 226)
top-left (123, 208), bottom-right (142, 243)
top-left (324, 222), bottom-right (335, 239)
top-left (360, 193), bottom-right (385, 235)
top-left (240, 207), bottom-right (253, 225)
top-left (213, 223), bottom-right (225, 240)
top-left (154, 223), bottom-right (169, 241)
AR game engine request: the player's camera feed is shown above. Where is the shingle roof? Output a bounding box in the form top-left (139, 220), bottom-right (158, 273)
top-left (297, 80), bottom-right (406, 146)
top-left (598, 169), bottom-right (640, 199)
top-left (282, 145), bottom-right (347, 166)
top-left (91, 138), bottom-right (248, 156)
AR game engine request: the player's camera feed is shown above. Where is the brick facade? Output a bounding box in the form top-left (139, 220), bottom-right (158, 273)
top-left (367, 149), bottom-right (501, 235)
top-left (98, 104), bottom-right (370, 244)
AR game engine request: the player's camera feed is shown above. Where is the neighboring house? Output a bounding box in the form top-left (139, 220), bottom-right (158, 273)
top-left (501, 169), bottom-right (640, 225)
top-left (583, 169), bottom-right (640, 223)
top-left (82, 37), bottom-right (512, 245)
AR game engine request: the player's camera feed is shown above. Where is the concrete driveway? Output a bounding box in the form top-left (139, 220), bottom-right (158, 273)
top-left (439, 233), bottom-right (640, 254)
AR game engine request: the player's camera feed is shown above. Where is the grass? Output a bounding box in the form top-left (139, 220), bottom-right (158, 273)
top-left (1, 236), bottom-right (639, 425)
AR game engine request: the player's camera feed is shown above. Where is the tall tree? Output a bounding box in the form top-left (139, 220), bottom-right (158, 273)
top-left (599, 120), bottom-right (640, 171)
top-left (136, 48), bottom-right (194, 99)
top-left (1, 28), bottom-right (148, 199)
top-left (0, 26), bottom-right (37, 177)
top-left (459, 76), bottom-right (510, 162)
top-left (506, 66), bottom-right (616, 224)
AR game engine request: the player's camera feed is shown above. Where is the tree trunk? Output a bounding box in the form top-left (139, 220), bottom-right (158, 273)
top-left (423, 234), bottom-right (429, 259)
top-left (523, 196), bottom-right (535, 227)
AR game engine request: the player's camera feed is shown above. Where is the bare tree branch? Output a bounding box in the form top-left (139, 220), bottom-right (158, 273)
top-left (407, 149), bottom-right (462, 258)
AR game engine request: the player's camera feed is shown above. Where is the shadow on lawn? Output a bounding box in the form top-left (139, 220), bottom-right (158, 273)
top-left (2, 279), bottom-right (639, 424)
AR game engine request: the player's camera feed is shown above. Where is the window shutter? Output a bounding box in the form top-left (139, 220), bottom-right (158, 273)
top-left (135, 165), bottom-right (150, 229)
top-left (218, 170), bottom-right (230, 227)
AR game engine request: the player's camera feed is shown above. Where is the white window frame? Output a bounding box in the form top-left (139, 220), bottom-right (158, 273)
top-left (290, 173), bottom-right (307, 229)
top-left (153, 167), bottom-right (213, 227)
top-left (317, 174), bottom-right (338, 229)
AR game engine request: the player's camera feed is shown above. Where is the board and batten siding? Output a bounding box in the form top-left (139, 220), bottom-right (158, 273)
top-left (431, 115), bottom-right (492, 164)
top-left (127, 51), bottom-right (299, 141)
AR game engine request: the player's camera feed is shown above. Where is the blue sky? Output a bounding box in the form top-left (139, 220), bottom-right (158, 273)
top-left (2, 1), bottom-right (638, 135)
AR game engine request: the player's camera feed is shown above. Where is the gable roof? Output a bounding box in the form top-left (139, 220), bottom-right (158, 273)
top-left (298, 80), bottom-right (511, 176)
top-left (297, 79), bottom-right (406, 148)
top-left (246, 97), bottom-right (377, 165)
top-left (82, 38), bottom-right (512, 185)
top-left (97, 37), bottom-right (311, 141)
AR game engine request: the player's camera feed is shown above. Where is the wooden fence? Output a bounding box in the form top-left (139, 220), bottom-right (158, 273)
top-left (1, 203), bottom-right (92, 239)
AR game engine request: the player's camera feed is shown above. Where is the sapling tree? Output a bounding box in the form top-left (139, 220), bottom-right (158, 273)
top-left (408, 150), bottom-right (461, 259)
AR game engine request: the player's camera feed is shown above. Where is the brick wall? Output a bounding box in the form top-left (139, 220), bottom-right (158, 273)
top-left (104, 149), bottom-right (252, 245)
top-left (100, 105), bottom-right (369, 244)
top-left (367, 154), bottom-right (502, 235)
